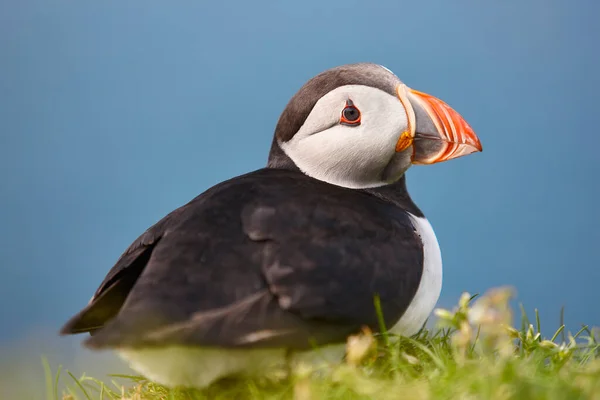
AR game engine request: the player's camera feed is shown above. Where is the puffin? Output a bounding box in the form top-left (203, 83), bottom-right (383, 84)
top-left (60, 63), bottom-right (482, 388)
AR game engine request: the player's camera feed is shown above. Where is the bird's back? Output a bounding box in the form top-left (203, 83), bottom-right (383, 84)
top-left (61, 168), bottom-right (426, 350)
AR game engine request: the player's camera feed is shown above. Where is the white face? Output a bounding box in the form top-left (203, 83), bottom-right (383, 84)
top-left (280, 84), bottom-right (411, 189)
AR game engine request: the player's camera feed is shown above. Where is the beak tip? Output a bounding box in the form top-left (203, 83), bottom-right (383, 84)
top-left (473, 137), bottom-right (483, 153)
top-left (465, 141), bottom-right (483, 156)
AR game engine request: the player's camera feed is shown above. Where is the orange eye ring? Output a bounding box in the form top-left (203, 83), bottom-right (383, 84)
top-left (340, 100), bottom-right (361, 126)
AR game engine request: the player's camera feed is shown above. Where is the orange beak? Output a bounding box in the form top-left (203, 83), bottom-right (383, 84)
top-left (395, 84), bottom-right (482, 165)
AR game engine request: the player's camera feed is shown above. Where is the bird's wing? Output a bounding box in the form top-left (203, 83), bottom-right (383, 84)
top-left (59, 209), bottom-right (181, 335)
top-left (243, 194), bottom-right (424, 330)
top-left (62, 170), bottom-right (423, 350)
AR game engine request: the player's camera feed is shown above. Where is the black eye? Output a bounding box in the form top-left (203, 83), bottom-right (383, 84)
top-left (340, 100), bottom-right (361, 126)
top-left (343, 107), bottom-right (359, 121)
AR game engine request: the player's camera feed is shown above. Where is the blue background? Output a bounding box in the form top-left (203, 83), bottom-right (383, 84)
top-left (1, 0), bottom-right (599, 396)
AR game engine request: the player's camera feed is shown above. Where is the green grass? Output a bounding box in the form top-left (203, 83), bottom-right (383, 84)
top-left (47, 287), bottom-right (600, 400)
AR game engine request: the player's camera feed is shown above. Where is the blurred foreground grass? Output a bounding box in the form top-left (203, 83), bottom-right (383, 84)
top-left (45, 288), bottom-right (600, 399)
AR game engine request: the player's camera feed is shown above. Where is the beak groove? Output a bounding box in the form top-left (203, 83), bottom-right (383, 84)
top-left (413, 90), bottom-right (481, 145)
top-left (395, 84), bottom-right (482, 165)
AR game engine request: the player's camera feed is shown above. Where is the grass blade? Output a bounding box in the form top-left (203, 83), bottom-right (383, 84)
top-left (573, 325), bottom-right (589, 340)
top-left (535, 308), bottom-right (541, 341)
top-left (560, 306), bottom-right (566, 343)
top-left (41, 356), bottom-right (53, 400)
top-left (54, 364), bottom-right (62, 400)
top-left (551, 325), bottom-right (565, 342)
top-left (67, 371), bottom-right (92, 400)
top-left (373, 294), bottom-right (389, 346)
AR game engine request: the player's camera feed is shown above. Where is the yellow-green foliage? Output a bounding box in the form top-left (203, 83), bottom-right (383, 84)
top-left (49, 288), bottom-right (600, 400)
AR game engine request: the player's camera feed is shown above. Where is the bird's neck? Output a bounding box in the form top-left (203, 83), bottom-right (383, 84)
top-left (266, 141), bottom-right (424, 217)
top-left (362, 177), bottom-right (424, 217)
top-left (266, 136), bottom-right (301, 172)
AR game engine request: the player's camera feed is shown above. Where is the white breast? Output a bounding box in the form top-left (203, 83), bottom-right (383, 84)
top-left (118, 343), bottom-right (346, 389)
top-left (389, 213), bottom-right (443, 336)
top-left (118, 347), bottom-right (286, 388)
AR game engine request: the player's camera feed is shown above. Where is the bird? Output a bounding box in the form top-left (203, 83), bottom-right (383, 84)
top-left (60, 63), bottom-right (482, 388)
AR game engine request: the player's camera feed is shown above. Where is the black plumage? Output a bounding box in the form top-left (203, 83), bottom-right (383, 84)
top-left (61, 169), bottom-right (425, 350)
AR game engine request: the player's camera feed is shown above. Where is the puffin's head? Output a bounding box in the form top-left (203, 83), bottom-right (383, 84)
top-left (268, 63), bottom-right (482, 189)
